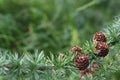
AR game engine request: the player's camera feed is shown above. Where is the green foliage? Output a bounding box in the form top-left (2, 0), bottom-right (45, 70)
top-left (104, 17), bottom-right (120, 46)
top-left (0, 0), bottom-right (120, 53)
top-left (0, 18), bottom-right (120, 80)
top-left (0, 49), bottom-right (78, 80)
top-left (0, 0), bottom-right (120, 80)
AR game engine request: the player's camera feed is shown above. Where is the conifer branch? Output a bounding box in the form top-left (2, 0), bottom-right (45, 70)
top-left (1, 64), bottom-right (55, 71)
top-left (0, 17), bottom-right (120, 80)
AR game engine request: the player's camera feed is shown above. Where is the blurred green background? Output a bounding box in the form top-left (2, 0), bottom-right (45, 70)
top-left (0, 0), bottom-right (120, 53)
top-left (0, 0), bottom-right (120, 80)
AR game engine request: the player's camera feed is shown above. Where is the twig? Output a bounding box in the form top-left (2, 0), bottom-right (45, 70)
top-left (2, 64), bottom-right (55, 70)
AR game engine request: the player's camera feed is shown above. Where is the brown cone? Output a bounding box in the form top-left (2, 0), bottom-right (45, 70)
top-left (93, 32), bottom-right (106, 44)
top-left (95, 42), bottom-right (109, 57)
top-left (69, 45), bottom-right (82, 54)
top-left (91, 62), bottom-right (98, 71)
top-left (59, 53), bottom-right (65, 59)
top-left (74, 54), bottom-right (89, 70)
top-left (80, 69), bottom-right (94, 78)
